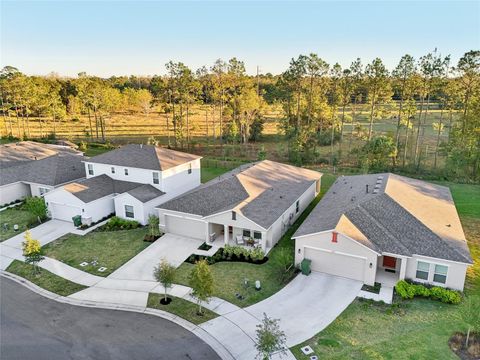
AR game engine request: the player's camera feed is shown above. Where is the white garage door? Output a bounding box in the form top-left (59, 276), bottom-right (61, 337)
top-left (51, 203), bottom-right (82, 222)
top-left (165, 215), bottom-right (205, 240)
top-left (304, 247), bottom-right (366, 282)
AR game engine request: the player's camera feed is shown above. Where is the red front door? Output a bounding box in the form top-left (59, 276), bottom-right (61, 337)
top-left (383, 256), bottom-right (397, 269)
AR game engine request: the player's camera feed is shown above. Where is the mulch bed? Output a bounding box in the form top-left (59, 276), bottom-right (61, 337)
top-left (449, 332), bottom-right (480, 360)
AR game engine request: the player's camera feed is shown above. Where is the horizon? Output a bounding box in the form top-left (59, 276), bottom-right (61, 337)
top-left (1, 0), bottom-right (479, 77)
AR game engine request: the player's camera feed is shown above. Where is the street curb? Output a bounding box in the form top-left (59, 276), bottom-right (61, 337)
top-left (1, 271), bottom-right (235, 360)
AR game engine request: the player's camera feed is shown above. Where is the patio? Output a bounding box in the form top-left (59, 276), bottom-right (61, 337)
top-left (207, 223), bottom-right (269, 253)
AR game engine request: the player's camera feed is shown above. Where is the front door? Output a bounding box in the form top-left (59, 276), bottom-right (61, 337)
top-left (383, 256), bottom-right (397, 269)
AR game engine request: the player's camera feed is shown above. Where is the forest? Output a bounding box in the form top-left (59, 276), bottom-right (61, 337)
top-left (0, 49), bottom-right (479, 182)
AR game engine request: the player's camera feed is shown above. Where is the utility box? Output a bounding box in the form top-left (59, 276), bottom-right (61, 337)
top-left (72, 215), bottom-right (82, 227)
top-left (301, 259), bottom-right (312, 275)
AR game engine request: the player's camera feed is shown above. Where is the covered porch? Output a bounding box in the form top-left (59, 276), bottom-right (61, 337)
top-left (375, 254), bottom-right (407, 287)
top-left (206, 222), bottom-right (268, 253)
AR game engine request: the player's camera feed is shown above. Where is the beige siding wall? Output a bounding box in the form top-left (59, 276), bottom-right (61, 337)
top-left (404, 255), bottom-right (469, 291)
top-left (295, 231), bottom-right (378, 285)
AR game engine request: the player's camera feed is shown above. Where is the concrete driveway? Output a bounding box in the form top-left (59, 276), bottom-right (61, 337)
top-left (201, 272), bottom-right (362, 359)
top-left (107, 233), bottom-right (203, 281)
top-left (0, 220), bottom-right (74, 270)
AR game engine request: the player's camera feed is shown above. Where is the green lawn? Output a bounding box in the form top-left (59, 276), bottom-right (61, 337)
top-left (0, 206), bottom-right (40, 242)
top-left (201, 167), bottom-right (230, 183)
top-left (292, 181), bottom-right (480, 359)
top-left (6, 260), bottom-right (86, 296)
top-left (174, 173), bottom-right (337, 307)
top-left (147, 293), bottom-right (218, 325)
top-left (42, 228), bottom-right (150, 276)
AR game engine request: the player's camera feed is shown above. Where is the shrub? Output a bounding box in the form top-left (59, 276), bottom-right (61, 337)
top-left (101, 216), bottom-right (140, 231)
top-left (395, 280), bottom-right (462, 304)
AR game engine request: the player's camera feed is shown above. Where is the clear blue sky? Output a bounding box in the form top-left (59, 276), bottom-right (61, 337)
top-left (1, 1), bottom-right (479, 77)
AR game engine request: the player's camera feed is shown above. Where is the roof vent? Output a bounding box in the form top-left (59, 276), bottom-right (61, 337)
top-left (366, 184), bottom-right (369, 193)
top-left (140, 144), bottom-right (143, 149)
top-left (373, 189), bottom-right (379, 194)
top-left (377, 175), bottom-right (384, 180)
top-left (446, 224), bottom-right (451, 227)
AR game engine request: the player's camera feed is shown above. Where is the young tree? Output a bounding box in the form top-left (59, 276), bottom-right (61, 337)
top-left (255, 313), bottom-right (287, 360)
top-left (22, 230), bottom-right (45, 274)
top-left (459, 295), bottom-right (480, 348)
top-left (188, 259), bottom-right (214, 315)
top-left (24, 196), bottom-right (47, 224)
top-left (153, 259), bottom-right (176, 303)
top-left (360, 135), bottom-right (397, 171)
top-left (148, 214), bottom-right (160, 237)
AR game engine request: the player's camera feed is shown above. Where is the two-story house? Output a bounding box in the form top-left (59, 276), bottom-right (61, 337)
top-left (44, 144), bottom-right (201, 225)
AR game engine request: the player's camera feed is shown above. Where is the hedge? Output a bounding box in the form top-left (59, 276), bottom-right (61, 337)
top-left (395, 280), bottom-right (462, 304)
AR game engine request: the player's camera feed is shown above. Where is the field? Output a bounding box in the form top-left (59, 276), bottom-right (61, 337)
top-left (0, 103), bottom-right (454, 170)
top-left (292, 181), bottom-right (480, 359)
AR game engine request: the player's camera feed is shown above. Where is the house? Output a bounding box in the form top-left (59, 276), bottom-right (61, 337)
top-left (0, 153), bottom-right (87, 204)
top-left (157, 160), bottom-right (322, 253)
top-left (293, 173), bottom-right (472, 291)
top-left (44, 144), bottom-right (201, 225)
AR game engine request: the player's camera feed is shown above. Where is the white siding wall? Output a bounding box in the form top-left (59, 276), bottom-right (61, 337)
top-left (295, 231), bottom-right (378, 286)
top-left (83, 196), bottom-right (115, 222)
top-left (114, 194), bottom-right (146, 225)
top-left (205, 211), bottom-right (265, 233)
top-left (267, 182), bottom-right (317, 248)
top-left (83, 159), bottom-right (200, 195)
top-left (29, 183), bottom-right (54, 197)
top-left (0, 182), bottom-right (31, 204)
top-left (404, 255), bottom-right (469, 291)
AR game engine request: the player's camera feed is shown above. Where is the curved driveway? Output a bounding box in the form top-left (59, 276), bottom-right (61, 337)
top-left (0, 278), bottom-right (220, 360)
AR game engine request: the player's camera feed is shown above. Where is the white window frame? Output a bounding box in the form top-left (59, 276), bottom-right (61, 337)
top-left (232, 211), bottom-right (236, 220)
top-left (124, 168), bottom-right (129, 176)
top-left (39, 187), bottom-right (49, 196)
top-left (87, 164), bottom-right (94, 175)
top-left (253, 231), bottom-right (262, 240)
top-left (153, 172), bottom-right (159, 184)
top-left (124, 205), bottom-right (134, 218)
top-left (433, 264), bottom-right (448, 284)
top-left (415, 260), bottom-right (430, 281)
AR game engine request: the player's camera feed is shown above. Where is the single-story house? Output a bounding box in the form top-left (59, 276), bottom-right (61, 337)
top-left (157, 160), bottom-right (322, 253)
top-left (45, 144), bottom-right (202, 225)
top-left (293, 173), bottom-right (472, 291)
top-left (0, 153), bottom-right (87, 204)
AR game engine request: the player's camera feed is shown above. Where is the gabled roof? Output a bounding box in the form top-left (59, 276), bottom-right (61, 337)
top-left (0, 141), bottom-right (82, 169)
top-left (126, 184), bottom-right (165, 203)
top-left (63, 174), bottom-right (141, 203)
top-left (293, 173), bottom-right (472, 264)
top-left (0, 154), bottom-right (86, 187)
top-left (86, 144), bottom-right (202, 171)
top-left (158, 160), bottom-right (322, 229)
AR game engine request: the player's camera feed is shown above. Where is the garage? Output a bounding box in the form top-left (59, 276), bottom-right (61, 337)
top-left (304, 247), bottom-right (366, 282)
top-left (165, 214), bottom-right (205, 240)
top-left (50, 203), bottom-right (82, 222)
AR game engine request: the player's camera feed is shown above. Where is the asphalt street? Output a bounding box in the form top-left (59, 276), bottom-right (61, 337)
top-left (0, 277), bottom-right (220, 360)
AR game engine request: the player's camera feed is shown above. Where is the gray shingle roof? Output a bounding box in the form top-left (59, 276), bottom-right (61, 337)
top-left (0, 141), bottom-right (82, 168)
top-left (0, 154), bottom-right (87, 186)
top-left (87, 144), bottom-right (201, 171)
top-left (293, 173), bottom-right (472, 264)
top-left (64, 174), bottom-right (142, 203)
top-left (127, 184), bottom-right (165, 203)
top-left (159, 160), bottom-right (322, 229)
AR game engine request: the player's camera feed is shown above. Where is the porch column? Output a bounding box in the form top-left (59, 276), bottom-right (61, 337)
top-left (205, 222), bottom-right (210, 243)
top-left (261, 231), bottom-right (267, 252)
top-left (224, 225), bottom-right (229, 245)
top-left (399, 257), bottom-right (407, 280)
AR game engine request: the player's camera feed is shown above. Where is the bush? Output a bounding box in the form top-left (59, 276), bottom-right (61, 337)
top-left (99, 216), bottom-right (140, 231)
top-left (395, 280), bottom-right (462, 304)
top-left (186, 245), bottom-right (267, 265)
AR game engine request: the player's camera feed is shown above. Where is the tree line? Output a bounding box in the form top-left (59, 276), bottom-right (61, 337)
top-left (0, 49), bottom-right (479, 181)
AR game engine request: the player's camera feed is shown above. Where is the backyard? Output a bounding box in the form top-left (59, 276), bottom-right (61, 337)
top-left (0, 206), bottom-right (41, 242)
top-left (291, 181), bottom-right (480, 359)
top-left (42, 227), bottom-right (150, 276)
top-left (173, 173), bottom-right (337, 307)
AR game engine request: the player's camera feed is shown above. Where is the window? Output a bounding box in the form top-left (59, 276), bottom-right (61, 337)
top-left (188, 163), bottom-right (192, 174)
top-left (124, 168), bottom-right (129, 176)
top-left (416, 261), bottom-right (430, 280)
top-left (296, 200), bottom-right (300, 214)
top-left (39, 187), bottom-right (49, 196)
top-left (153, 172), bottom-right (159, 184)
top-left (253, 231), bottom-right (262, 240)
top-left (125, 205), bottom-right (134, 218)
top-left (111, 167), bottom-right (115, 174)
top-left (243, 229), bottom-right (251, 237)
top-left (433, 264), bottom-right (448, 284)
top-left (232, 211), bottom-right (236, 220)
top-left (87, 164), bottom-right (94, 175)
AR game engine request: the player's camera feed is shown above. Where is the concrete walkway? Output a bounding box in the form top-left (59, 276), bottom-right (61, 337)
top-left (108, 233), bottom-right (203, 281)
